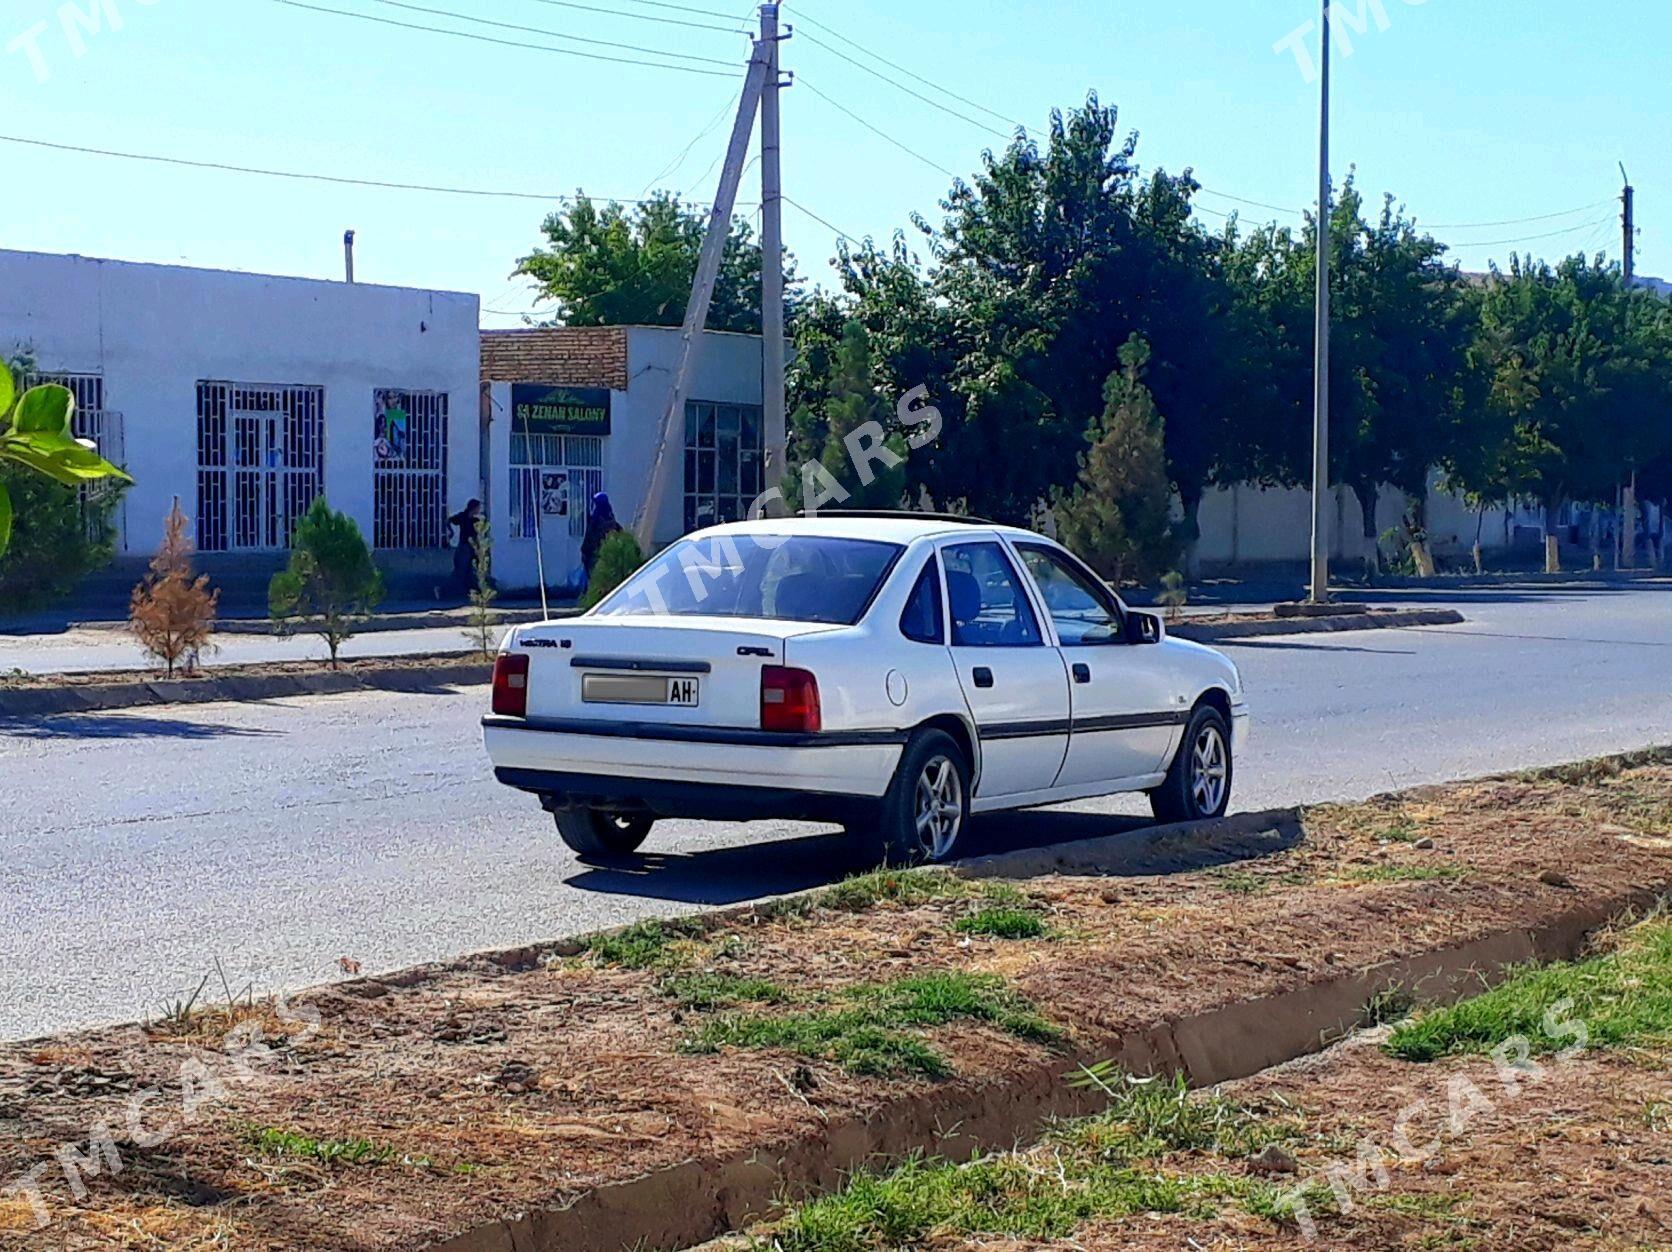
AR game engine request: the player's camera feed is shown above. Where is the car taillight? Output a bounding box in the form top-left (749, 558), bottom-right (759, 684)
top-left (492, 653), bottom-right (530, 717)
top-left (761, 665), bottom-right (821, 733)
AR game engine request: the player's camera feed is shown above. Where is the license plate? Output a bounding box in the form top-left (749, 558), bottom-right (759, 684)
top-left (582, 673), bottom-right (701, 707)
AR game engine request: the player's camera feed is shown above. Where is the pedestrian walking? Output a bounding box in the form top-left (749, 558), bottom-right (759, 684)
top-left (447, 499), bottom-right (484, 596)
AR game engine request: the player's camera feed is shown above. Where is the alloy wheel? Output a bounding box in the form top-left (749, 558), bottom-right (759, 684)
top-left (1190, 724), bottom-right (1228, 815)
top-left (913, 754), bottom-right (964, 860)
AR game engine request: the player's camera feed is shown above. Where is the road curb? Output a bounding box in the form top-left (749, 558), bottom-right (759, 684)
top-left (1171, 607), bottom-right (1463, 642)
top-left (425, 877), bottom-right (1665, 1252)
top-left (0, 658), bottom-right (493, 719)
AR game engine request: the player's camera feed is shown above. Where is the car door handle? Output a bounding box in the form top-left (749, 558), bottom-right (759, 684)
top-left (972, 666), bottom-right (994, 688)
top-left (1071, 663), bottom-right (1091, 684)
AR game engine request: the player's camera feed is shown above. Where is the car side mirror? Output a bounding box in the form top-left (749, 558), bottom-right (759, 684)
top-left (1125, 611), bottom-right (1163, 645)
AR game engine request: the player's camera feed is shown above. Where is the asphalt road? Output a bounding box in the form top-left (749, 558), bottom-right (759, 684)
top-left (3, 584), bottom-right (1670, 1041)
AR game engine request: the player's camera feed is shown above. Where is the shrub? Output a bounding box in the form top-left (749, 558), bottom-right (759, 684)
top-left (268, 498), bottom-right (384, 667)
top-left (129, 498), bottom-right (218, 675)
top-left (580, 528), bottom-right (644, 610)
top-left (464, 514), bottom-right (498, 658)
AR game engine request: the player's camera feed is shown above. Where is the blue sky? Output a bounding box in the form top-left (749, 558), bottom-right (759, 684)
top-left (5, 0), bottom-right (1665, 320)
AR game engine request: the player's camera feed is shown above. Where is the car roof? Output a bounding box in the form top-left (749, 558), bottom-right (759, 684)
top-left (685, 514), bottom-right (1042, 545)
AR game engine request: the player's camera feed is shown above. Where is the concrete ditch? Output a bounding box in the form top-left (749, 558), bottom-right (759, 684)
top-left (417, 849), bottom-right (1660, 1252)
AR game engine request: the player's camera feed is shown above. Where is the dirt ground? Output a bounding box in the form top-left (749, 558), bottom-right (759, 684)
top-left (1, 754), bottom-right (1669, 1250)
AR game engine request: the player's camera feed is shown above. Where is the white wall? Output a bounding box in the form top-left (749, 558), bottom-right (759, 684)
top-left (1193, 476), bottom-right (1540, 568)
top-left (486, 327), bottom-right (764, 593)
top-left (0, 248), bottom-right (479, 558)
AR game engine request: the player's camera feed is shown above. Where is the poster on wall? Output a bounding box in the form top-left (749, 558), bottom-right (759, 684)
top-left (540, 471), bottom-right (569, 516)
top-left (373, 392), bottom-right (410, 461)
top-left (511, 384), bottom-right (612, 437)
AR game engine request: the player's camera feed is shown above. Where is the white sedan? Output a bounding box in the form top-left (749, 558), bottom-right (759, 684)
top-left (483, 513), bottom-right (1248, 864)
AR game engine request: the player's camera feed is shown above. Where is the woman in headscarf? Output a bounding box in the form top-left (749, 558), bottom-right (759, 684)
top-left (446, 499), bottom-right (484, 596)
top-left (581, 491), bottom-right (621, 577)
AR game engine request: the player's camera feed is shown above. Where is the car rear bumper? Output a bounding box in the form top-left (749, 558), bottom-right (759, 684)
top-left (481, 715), bottom-right (904, 814)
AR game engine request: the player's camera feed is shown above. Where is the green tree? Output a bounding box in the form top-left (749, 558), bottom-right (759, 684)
top-left (580, 529), bottom-right (644, 610)
top-left (514, 192), bottom-right (799, 332)
top-left (1052, 336), bottom-right (1177, 586)
top-left (786, 320), bottom-right (908, 511)
top-left (268, 498), bottom-right (384, 667)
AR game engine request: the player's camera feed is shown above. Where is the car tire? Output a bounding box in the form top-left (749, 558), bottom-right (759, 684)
top-left (873, 728), bottom-right (972, 866)
top-left (1149, 704), bottom-right (1233, 825)
top-left (552, 807), bottom-right (654, 859)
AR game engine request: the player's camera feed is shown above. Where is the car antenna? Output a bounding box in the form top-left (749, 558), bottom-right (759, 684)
top-left (518, 400), bottom-right (551, 620)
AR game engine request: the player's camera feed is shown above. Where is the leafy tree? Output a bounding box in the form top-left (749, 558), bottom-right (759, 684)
top-left (268, 498), bottom-right (384, 667)
top-left (580, 529), bottom-right (644, 610)
top-left (464, 514), bottom-right (498, 658)
top-left (514, 192), bottom-right (799, 332)
top-left (786, 320), bottom-right (908, 511)
top-left (130, 498), bottom-right (218, 675)
top-left (1052, 336), bottom-right (1177, 586)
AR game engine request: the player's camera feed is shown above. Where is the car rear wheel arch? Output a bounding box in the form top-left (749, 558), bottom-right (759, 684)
top-left (913, 713), bottom-right (979, 790)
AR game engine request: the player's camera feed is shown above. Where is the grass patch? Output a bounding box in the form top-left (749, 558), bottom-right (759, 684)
top-left (752, 1079), bottom-right (1324, 1251)
top-left (246, 1126), bottom-right (402, 1167)
top-left (684, 972), bottom-right (1058, 1079)
top-left (954, 906), bottom-right (1046, 939)
top-left (658, 970), bottom-right (788, 1010)
top-left (815, 867), bottom-right (974, 912)
top-left (1345, 863), bottom-right (1465, 884)
top-left (1209, 867), bottom-right (1309, 895)
top-left (1058, 1070), bottom-right (1301, 1163)
top-left (581, 917), bottom-right (704, 970)
top-left (1386, 914), bottom-right (1672, 1062)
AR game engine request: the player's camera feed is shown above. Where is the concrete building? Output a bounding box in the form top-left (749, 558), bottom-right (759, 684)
top-left (0, 248), bottom-right (480, 595)
top-left (481, 326), bottom-right (767, 592)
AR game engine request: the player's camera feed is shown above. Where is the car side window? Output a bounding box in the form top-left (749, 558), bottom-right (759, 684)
top-left (943, 542), bottom-right (1044, 648)
top-left (1016, 544), bottom-right (1124, 646)
top-left (899, 558), bottom-right (945, 644)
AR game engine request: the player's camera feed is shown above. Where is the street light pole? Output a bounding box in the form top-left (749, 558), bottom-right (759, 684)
top-left (1307, 0), bottom-right (1332, 604)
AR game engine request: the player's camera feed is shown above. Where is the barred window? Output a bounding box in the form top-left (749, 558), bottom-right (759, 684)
top-left (683, 401), bottom-right (762, 533)
top-left (373, 389), bottom-right (449, 549)
top-left (195, 381), bottom-right (325, 552)
top-left (509, 433), bottom-right (602, 541)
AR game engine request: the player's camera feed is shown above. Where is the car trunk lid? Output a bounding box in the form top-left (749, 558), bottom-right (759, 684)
top-left (514, 616), bottom-right (842, 728)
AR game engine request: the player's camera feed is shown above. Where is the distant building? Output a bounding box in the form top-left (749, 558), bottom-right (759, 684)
top-left (481, 326), bottom-right (769, 592)
top-left (1633, 274), bottom-right (1671, 298)
top-left (0, 248), bottom-right (479, 595)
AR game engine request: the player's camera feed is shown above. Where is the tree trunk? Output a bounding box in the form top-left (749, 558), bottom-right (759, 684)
top-left (1588, 508), bottom-right (1601, 572)
top-left (1176, 485), bottom-right (1203, 579)
top-left (1350, 481), bottom-right (1380, 578)
top-left (1542, 495), bottom-right (1564, 574)
top-left (1472, 509), bottom-right (1485, 575)
top-left (1403, 493), bottom-right (1436, 578)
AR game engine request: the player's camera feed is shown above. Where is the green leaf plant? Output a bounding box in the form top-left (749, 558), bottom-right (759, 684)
top-left (0, 361), bottom-right (131, 556)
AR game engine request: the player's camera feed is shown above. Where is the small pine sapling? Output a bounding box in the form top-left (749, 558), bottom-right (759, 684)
top-left (465, 513), bottom-right (499, 657)
top-left (129, 498), bottom-right (218, 676)
top-left (268, 497), bottom-right (384, 668)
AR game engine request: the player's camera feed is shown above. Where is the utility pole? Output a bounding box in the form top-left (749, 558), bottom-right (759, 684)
top-left (634, 40), bottom-right (772, 549)
top-left (1620, 166), bottom-right (1638, 568)
top-left (1621, 164), bottom-right (1635, 286)
top-left (1306, 0), bottom-right (1332, 604)
top-left (760, 3), bottom-right (789, 509)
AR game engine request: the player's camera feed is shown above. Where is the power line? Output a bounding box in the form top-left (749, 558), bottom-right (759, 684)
top-left (269, 0), bottom-right (742, 77)
top-left (360, 0), bottom-right (739, 66)
top-left (798, 79), bottom-right (958, 178)
top-left (784, 196), bottom-right (863, 246)
top-left (1419, 199), bottom-right (1614, 231)
top-left (1447, 216), bottom-right (1617, 250)
top-left (614, 0), bottom-right (744, 20)
top-left (0, 131), bottom-right (764, 206)
top-left (1195, 187), bottom-right (1302, 216)
top-left (517, 0), bottom-right (745, 34)
top-left (788, 8), bottom-right (1026, 132)
top-left (795, 29), bottom-right (1013, 141)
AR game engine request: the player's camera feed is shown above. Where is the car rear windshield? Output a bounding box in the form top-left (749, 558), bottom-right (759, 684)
top-left (595, 534), bottom-right (903, 625)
